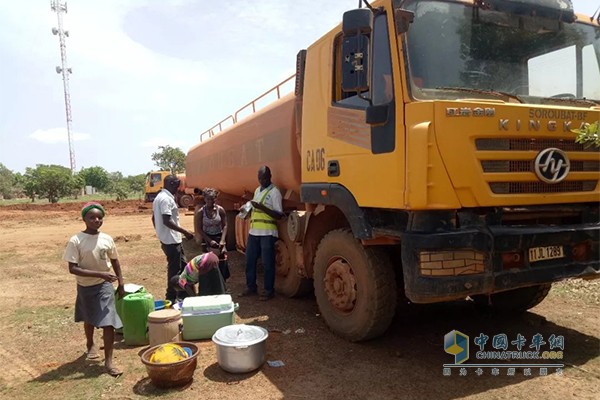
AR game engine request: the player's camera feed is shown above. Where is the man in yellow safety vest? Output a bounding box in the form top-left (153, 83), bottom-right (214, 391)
top-left (239, 166), bottom-right (284, 301)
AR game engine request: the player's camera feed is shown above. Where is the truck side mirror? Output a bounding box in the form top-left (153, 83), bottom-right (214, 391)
top-left (341, 9), bottom-right (373, 93)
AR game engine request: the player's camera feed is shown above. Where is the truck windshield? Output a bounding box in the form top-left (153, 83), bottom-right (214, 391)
top-left (399, 0), bottom-right (600, 104)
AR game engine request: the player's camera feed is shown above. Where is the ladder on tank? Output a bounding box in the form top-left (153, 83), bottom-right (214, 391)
top-left (199, 74), bottom-right (296, 142)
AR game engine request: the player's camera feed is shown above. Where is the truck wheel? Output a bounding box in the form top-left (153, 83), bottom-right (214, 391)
top-left (275, 240), bottom-right (312, 298)
top-left (472, 284), bottom-right (552, 313)
top-left (313, 229), bottom-right (396, 341)
top-left (178, 194), bottom-right (193, 208)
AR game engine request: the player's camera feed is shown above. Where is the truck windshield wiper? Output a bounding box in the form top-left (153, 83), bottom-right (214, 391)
top-left (436, 86), bottom-right (524, 103)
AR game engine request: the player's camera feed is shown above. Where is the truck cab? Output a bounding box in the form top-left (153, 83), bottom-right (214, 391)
top-left (302, 0), bottom-right (599, 339)
top-left (144, 171), bottom-right (168, 202)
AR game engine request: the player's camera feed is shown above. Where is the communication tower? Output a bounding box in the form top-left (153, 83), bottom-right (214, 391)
top-left (51, 0), bottom-right (76, 172)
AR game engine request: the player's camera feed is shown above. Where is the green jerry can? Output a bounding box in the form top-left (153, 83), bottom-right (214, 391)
top-left (115, 285), bottom-right (146, 334)
top-left (122, 292), bottom-right (155, 345)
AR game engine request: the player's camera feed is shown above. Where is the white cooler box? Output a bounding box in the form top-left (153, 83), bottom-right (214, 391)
top-left (181, 295), bottom-right (238, 340)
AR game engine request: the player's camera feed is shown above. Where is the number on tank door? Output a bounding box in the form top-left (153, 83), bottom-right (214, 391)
top-left (307, 148), bottom-right (325, 172)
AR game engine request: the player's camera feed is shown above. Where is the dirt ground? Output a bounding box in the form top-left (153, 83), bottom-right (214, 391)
top-left (0, 200), bottom-right (598, 400)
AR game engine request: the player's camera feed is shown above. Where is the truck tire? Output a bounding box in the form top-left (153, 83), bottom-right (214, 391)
top-left (275, 240), bottom-right (313, 298)
top-left (472, 284), bottom-right (552, 313)
top-left (178, 194), bottom-right (193, 208)
top-left (313, 229), bottom-right (396, 341)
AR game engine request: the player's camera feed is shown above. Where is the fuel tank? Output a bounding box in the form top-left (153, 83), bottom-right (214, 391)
top-left (186, 93), bottom-right (301, 198)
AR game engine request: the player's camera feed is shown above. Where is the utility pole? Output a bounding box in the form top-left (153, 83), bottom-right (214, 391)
top-left (51, 0), bottom-right (76, 173)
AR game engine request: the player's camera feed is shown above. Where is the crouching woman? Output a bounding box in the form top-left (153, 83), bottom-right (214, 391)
top-left (170, 252), bottom-right (225, 297)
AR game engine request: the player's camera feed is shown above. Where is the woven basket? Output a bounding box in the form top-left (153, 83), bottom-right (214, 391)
top-left (140, 342), bottom-right (199, 388)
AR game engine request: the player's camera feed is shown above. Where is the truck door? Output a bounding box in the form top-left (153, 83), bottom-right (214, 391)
top-left (332, 12), bottom-right (395, 154)
top-left (324, 11), bottom-right (403, 209)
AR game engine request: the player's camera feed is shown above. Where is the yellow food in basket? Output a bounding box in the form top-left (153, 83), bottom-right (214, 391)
top-left (150, 343), bottom-right (188, 364)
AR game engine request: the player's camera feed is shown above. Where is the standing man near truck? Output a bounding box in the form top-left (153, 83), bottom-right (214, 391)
top-left (152, 174), bottom-right (194, 303)
top-left (240, 166), bottom-right (284, 301)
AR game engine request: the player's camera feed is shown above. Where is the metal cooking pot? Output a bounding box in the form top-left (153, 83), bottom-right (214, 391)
top-left (212, 324), bottom-right (268, 373)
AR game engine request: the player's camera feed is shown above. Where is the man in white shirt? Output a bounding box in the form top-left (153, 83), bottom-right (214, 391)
top-left (240, 166), bottom-right (284, 301)
top-left (152, 175), bottom-right (194, 303)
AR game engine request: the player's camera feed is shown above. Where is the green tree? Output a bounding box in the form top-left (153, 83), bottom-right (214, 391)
top-left (151, 145), bottom-right (186, 174)
top-left (71, 173), bottom-right (85, 199)
top-left (105, 171), bottom-right (128, 200)
top-left (19, 169), bottom-right (38, 202)
top-left (0, 163), bottom-right (15, 199)
top-left (126, 174), bottom-right (146, 194)
top-left (12, 172), bottom-right (26, 199)
top-left (79, 166), bottom-right (110, 191)
top-left (573, 121), bottom-right (599, 148)
top-left (26, 164), bottom-right (74, 203)
top-left (112, 181), bottom-right (129, 201)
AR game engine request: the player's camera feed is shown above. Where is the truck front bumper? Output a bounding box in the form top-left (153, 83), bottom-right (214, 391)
top-left (401, 223), bottom-right (600, 303)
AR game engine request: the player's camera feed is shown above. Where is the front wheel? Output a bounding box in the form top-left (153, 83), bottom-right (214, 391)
top-left (313, 229), bottom-right (397, 341)
top-left (472, 284), bottom-right (552, 313)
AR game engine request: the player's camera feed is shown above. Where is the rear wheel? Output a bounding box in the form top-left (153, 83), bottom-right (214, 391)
top-left (178, 194), bottom-right (194, 208)
top-left (472, 284), bottom-right (552, 313)
top-left (275, 240), bottom-right (312, 298)
top-left (313, 229), bottom-right (396, 341)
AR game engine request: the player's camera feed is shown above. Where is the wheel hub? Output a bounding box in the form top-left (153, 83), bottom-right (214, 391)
top-left (323, 258), bottom-right (356, 312)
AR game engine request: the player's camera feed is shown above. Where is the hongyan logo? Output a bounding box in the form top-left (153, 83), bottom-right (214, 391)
top-left (444, 330), bottom-right (469, 364)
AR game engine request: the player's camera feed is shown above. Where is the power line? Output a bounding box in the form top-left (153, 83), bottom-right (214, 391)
top-left (51, 0), bottom-right (76, 173)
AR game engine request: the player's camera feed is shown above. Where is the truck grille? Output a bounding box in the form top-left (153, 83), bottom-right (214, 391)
top-left (476, 139), bottom-right (599, 194)
top-left (476, 139), bottom-right (600, 152)
top-left (490, 181), bottom-right (597, 194)
top-left (482, 160), bottom-right (600, 173)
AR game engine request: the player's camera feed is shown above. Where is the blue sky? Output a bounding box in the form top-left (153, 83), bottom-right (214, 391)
top-left (0, 0), bottom-right (597, 176)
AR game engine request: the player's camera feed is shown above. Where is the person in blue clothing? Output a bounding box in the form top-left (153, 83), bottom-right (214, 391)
top-left (239, 166), bottom-right (284, 301)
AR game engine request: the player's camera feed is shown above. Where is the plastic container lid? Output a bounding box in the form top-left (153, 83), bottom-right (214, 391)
top-left (182, 295), bottom-right (233, 312)
top-left (148, 309), bottom-right (181, 323)
top-left (212, 324), bottom-right (268, 347)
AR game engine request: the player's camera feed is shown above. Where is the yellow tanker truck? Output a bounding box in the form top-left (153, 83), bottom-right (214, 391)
top-left (186, 0), bottom-right (600, 341)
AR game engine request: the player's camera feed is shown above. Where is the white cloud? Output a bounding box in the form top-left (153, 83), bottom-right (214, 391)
top-left (30, 128), bottom-right (91, 143)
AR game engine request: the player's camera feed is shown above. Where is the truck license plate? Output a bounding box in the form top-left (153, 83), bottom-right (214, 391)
top-left (528, 246), bottom-right (564, 263)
